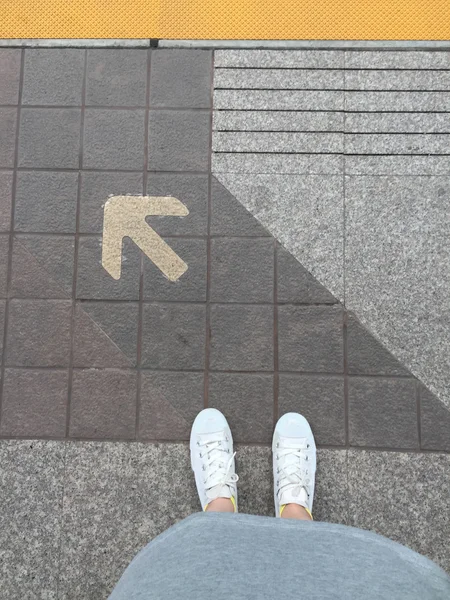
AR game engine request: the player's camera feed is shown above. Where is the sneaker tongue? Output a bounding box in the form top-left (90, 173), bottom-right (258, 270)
top-left (279, 485), bottom-right (309, 507)
top-left (279, 436), bottom-right (307, 449)
top-left (206, 484), bottom-right (232, 501)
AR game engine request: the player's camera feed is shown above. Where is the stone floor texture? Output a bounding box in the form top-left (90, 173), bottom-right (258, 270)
top-left (0, 47), bottom-right (449, 598)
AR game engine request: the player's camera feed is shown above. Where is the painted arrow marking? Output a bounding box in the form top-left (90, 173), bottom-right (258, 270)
top-left (102, 195), bottom-right (189, 281)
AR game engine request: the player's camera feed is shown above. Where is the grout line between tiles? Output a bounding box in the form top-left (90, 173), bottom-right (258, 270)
top-left (0, 48), bottom-right (24, 432)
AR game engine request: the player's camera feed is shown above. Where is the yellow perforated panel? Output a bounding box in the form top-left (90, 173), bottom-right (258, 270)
top-left (1, 0), bottom-right (450, 40)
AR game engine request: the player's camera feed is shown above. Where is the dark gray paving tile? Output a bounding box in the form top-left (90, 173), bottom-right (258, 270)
top-left (22, 49), bottom-right (84, 106)
top-left (278, 374), bottom-right (346, 445)
top-left (277, 246), bottom-right (337, 304)
top-left (210, 177), bottom-right (269, 236)
top-left (0, 300), bottom-right (5, 357)
top-left (76, 236), bottom-right (140, 300)
top-left (0, 107), bottom-right (17, 167)
top-left (79, 171), bottom-right (143, 233)
top-left (278, 305), bottom-right (343, 373)
top-left (209, 373), bottom-right (274, 443)
top-left (347, 313), bottom-right (410, 376)
top-left (15, 170), bottom-right (78, 232)
top-left (348, 377), bottom-right (419, 449)
top-left (83, 109), bottom-right (145, 170)
top-left (0, 235), bottom-right (9, 297)
top-left (143, 238), bottom-right (207, 301)
top-left (139, 371), bottom-right (204, 440)
top-left (148, 110), bottom-right (210, 171)
top-left (0, 50), bottom-right (21, 104)
top-left (0, 368), bottom-right (67, 437)
top-left (0, 171), bottom-right (13, 231)
top-left (211, 238), bottom-right (274, 303)
top-left (0, 441), bottom-right (64, 600)
top-left (6, 299), bottom-right (71, 366)
top-left (11, 235), bottom-right (74, 298)
top-left (150, 49), bottom-right (212, 109)
top-left (210, 304), bottom-right (273, 371)
top-left (348, 450), bottom-right (450, 573)
top-left (86, 49), bottom-right (147, 107)
top-left (420, 385), bottom-right (450, 452)
top-left (142, 303), bottom-right (206, 369)
top-left (70, 369), bottom-right (137, 439)
top-left (146, 172), bottom-right (208, 235)
top-left (18, 108), bottom-right (81, 168)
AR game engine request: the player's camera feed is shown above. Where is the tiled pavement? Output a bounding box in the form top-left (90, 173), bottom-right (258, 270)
top-left (0, 47), bottom-right (449, 598)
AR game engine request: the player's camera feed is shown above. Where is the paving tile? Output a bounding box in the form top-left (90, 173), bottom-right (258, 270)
top-left (345, 50), bottom-right (450, 69)
top-left (214, 49), bottom-right (344, 68)
top-left (345, 69), bottom-right (450, 91)
top-left (277, 245), bottom-right (337, 304)
top-left (346, 133), bottom-right (450, 155)
top-left (0, 235), bottom-right (9, 298)
top-left (146, 172), bottom-right (208, 235)
top-left (209, 373), bottom-right (274, 443)
top-left (278, 305), bottom-right (343, 373)
top-left (6, 299), bottom-right (72, 366)
top-left (216, 173), bottom-right (344, 302)
top-left (347, 313), bottom-right (410, 376)
top-left (345, 156), bottom-right (450, 176)
top-left (0, 171), bottom-right (13, 231)
top-left (70, 369), bottom-right (137, 439)
top-left (73, 302), bottom-right (138, 367)
top-left (139, 371), bottom-right (204, 440)
top-left (313, 449), bottom-right (348, 524)
top-left (11, 235), bottom-right (74, 298)
top-left (0, 107), bottom-right (17, 167)
top-left (215, 68), bottom-right (344, 90)
top-left (79, 171), bottom-right (144, 233)
top-left (22, 49), bottom-right (84, 106)
top-left (214, 89), bottom-right (344, 111)
top-left (141, 303), bottom-right (206, 369)
top-left (150, 49), bottom-right (212, 108)
top-left (345, 112), bottom-right (450, 134)
top-left (210, 304), bottom-right (273, 371)
top-left (143, 238), bottom-right (207, 302)
top-left (348, 449), bottom-right (450, 572)
top-left (86, 49), bottom-right (147, 106)
top-left (0, 368), bottom-right (67, 437)
top-left (76, 236), bottom-right (140, 300)
top-left (233, 445), bottom-right (274, 515)
top-left (211, 238), bottom-right (274, 303)
top-left (0, 440), bottom-right (64, 600)
top-left (278, 374), bottom-right (346, 445)
top-left (15, 170), bottom-right (78, 232)
top-left (348, 377), bottom-right (419, 449)
top-left (212, 153), bottom-right (344, 174)
top-left (210, 177), bottom-right (269, 236)
top-left (0, 300), bottom-right (5, 357)
top-left (83, 109), bottom-right (145, 170)
top-left (148, 110), bottom-right (210, 171)
top-left (419, 385), bottom-right (450, 452)
top-left (213, 110), bottom-right (344, 132)
top-left (213, 132), bottom-right (343, 153)
top-left (18, 108), bottom-right (81, 168)
top-left (345, 91), bottom-right (450, 112)
top-left (0, 49), bottom-right (21, 104)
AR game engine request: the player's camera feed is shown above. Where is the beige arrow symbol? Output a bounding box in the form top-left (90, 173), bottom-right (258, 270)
top-left (102, 195), bottom-right (189, 281)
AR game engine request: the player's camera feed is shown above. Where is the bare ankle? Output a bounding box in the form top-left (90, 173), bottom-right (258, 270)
top-left (281, 503), bottom-right (312, 521)
top-left (205, 497), bottom-right (235, 513)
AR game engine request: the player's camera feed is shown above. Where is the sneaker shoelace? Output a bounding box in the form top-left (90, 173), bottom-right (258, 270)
top-left (276, 441), bottom-right (311, 502)
top-left (197, 436), bottom-right (239, 501)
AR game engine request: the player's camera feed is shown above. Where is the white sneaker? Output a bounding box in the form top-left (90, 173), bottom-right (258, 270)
top-left (272, 412), bottom-right (316, 518)
top-left (190, 408), bottom-right (238, 512)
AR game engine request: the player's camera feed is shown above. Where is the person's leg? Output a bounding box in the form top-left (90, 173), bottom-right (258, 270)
top-left (272, 413), bottom-right (316, 521)
top-left (190, 408), bottom-right (239, 513)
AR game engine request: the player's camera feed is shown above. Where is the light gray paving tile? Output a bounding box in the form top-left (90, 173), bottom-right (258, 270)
top-left (348, 450), bottom-right (450, 572)
top-left (214, 68), bottom-right (344, 89)
top-left (0, 440), bottom-right (64, 600)
top-left (213, 132), bottom-right (343, 153)
top-left (213, 110), bottom-right (344, 132)
top-left (346, 112), bottom-right (450, 134)
top-left (345, 175), bottom-right (450, 409)
top-left (346, 69), bottom-right (450, 90)
top-left (214, 49), bottom-right (344, 68)
top-left (214, 89), bottom-right (344, 111)
top-left (212, 153), bottom-right (343, 174)
top-left (346, 133), bottom-right (450, 155)
top-left (345, 51), bottom-right (450, 70)
top-left (345, 155), bottom-right (450, 175)
top-left (216, 173), bottom-right (344, 301)
top-left (345, 91), bottom-right (450, 112)
top-left (313, 449), bottom-right (348, 524)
